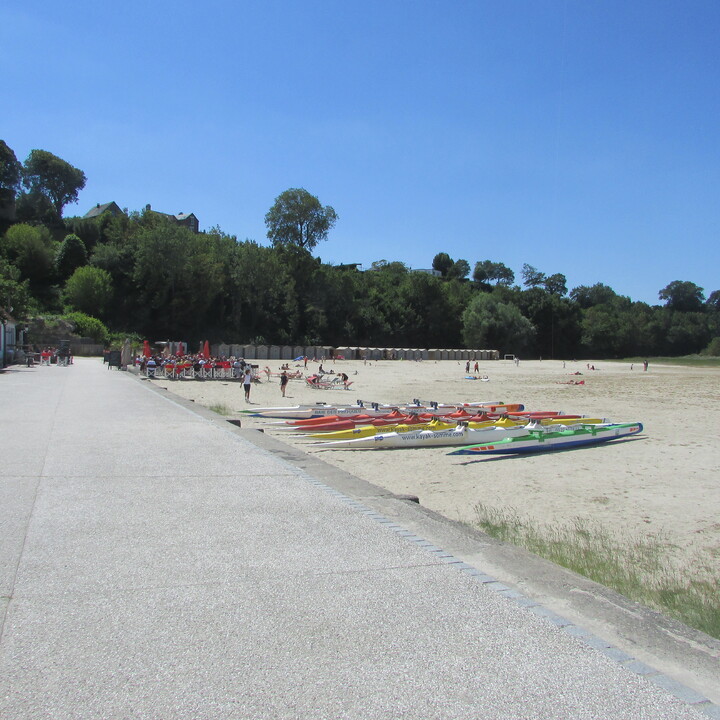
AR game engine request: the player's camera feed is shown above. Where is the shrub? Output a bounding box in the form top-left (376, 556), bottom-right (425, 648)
top-left (701, 337), bottom-right (720, 357)
top-left (63, 265), bottom-right (113, 316)
top-left (62, 311), bottom-right (110, 345)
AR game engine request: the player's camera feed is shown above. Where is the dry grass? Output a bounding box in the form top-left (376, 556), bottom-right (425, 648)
top-left (472, 503), bottom-right (720, 639)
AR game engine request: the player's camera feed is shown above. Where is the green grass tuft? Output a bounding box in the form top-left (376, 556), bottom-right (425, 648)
top-left (472, 503), bottom-right (720, 639)
top-left (208, 403), bottom-right (232, 416)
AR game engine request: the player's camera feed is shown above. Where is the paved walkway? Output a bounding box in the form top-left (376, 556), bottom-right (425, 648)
top-left (1, 358), bottom-right (717, 719)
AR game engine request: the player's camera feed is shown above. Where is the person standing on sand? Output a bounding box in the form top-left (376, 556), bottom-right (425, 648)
top-left (243, 367), bottom-right (253, 402)
top-left (280, 370), bottom-right (288, 397)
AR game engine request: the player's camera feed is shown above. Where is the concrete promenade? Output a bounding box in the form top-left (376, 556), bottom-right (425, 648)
top-left (1, 358), bottom-right (718, 719)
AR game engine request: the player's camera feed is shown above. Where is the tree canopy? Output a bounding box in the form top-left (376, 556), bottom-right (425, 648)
top-left (473, 260), bottom-right (515, 287)
top-left (658, 280), bottom-right (705, 313)
top-left (0, 141), bottom-right (22, 193)
top-left (265, 188), bottom-right (337, 251)
top-left (2, 138), bottom-right (719, 358)
top-left (22, 149), bottom-right (86, 217)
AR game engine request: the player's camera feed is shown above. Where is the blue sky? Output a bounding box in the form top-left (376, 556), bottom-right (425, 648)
top-left (3, 1), bottom-right (719, 305)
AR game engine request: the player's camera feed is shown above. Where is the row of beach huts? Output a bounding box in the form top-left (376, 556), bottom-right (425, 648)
top-left (204, 344), bottom-right (500, 362)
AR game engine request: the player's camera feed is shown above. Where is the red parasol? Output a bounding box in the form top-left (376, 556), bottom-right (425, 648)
top-left (143, 340), bottom-right (152, 358)
top-left (203, 340), bottom-right (210, 359)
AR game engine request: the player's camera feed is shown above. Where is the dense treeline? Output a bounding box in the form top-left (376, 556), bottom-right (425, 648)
top-left (1, 140), bottom-right (719, 357)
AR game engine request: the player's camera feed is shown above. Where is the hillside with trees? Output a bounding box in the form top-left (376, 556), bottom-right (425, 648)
top-left (1, 139), bottom-right (719, 358)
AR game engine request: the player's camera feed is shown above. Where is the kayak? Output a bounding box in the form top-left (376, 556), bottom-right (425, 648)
top-left (244, 400), bottom-right (525, 419)
top-left (305, 414), bottom-right (610, 441)
top-left (288, 414), bottom-right (429, 434)
top-left (306, 417), bottom-right (459, 440)
top-left (310, 421), bottom-right (559, 449)
top-left (447, 422), bottom-right (643, 456)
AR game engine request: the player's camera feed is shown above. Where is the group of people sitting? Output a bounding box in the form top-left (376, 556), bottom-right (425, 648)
top-left (138, 353), bottom-right (258, 380)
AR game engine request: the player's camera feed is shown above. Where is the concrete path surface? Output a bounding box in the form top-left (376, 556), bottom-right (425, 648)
top-left (1, 358), bottom-right (718, 719)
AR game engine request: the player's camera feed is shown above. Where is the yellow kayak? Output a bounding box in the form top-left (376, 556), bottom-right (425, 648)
top-left (307, 418), bottom-right (456, 440)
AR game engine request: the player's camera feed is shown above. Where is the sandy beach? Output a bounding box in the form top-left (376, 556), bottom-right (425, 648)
top-left (148, 357), bottom-right (720, 578)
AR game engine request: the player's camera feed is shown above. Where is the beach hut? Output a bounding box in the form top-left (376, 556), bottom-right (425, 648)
top-left (280, 345), bottom-right (292, 360)
top-left (293, 346), bottom-right (305, 360)
top-left (245, 345), bottom-right (258, 360)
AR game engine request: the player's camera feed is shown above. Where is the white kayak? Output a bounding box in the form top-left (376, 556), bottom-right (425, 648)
top-left (448, 422), bottom-right (643, 455)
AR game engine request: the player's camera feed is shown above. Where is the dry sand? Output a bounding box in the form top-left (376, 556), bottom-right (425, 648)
top-left (149, 357), bottom-right (720, 577)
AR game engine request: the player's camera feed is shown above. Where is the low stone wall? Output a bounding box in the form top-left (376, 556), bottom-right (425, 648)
top-left (71, 342), bottom-right (105, 356)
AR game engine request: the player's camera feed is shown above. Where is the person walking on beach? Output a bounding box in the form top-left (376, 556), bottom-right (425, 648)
top-left (280, 370), bottom-right (288, 397)
top-left (243, 367), bottom-right (253, 402)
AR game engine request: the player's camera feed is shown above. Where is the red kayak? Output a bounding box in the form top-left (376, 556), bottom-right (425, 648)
top-left (292, 414), bottom-right (428, 434)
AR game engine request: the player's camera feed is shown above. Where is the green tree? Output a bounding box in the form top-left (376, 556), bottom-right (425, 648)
top-left (0, 141), bottom-right (22, 227)
top-left (544, 273), bottom-right (567, 296)
top-left (516, 287), bottom-right (581, 358)
top-left (658, 280), bottom-right (705, 312)
top-left (0, 140), bottom-right (22, 193)
top-left (441, 278), bottom-right (474, 346)
top-left (14, 189), bottom-right (59, 226)
top-left (521, 263), bottom-right (546, 288)
top-left (462, 292), bottom-right (535, 353)
top-left (2, 223), bottom-right (56, 296)
top-left (399, 271), bottom-right (453, 346)
top-left (664, 311), bottom-right (711, 354)
top-left (90, 239), bottom-right (140, 329)
top-left (56, 233), bottom-right (88, 281)
top-left (226, 241), bottom-right (299, 344)
top-left (569, 283), bottom-right (617, 308)
top-left (63, 266), bottom-right (113, 317)
top-left (0, 256), bottom-right (31, 318)
top-left (473, 260), bottom-right (515, 287)
top-left (432, 252), bottom-right (453, 277)
top-left (22, 149), bottom-right (86, 218)
top-left (706, 290), bottom-right (720, 312)
top-left (265, 188), bottom-right (337, 251)
top-left (132, 221), bottom-right (227, 338)
top-left (447, 258), bottom-right (470, 280)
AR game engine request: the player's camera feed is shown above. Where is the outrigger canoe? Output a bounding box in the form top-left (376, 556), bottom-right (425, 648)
top-left (309, 420), bottom-right (589, 449)
top-left (448, 422), bottom-right (643, 456)
top-left (305, 415), bottom-right (607, 441)
top-left (243, 400), bottom-right (523, 420)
